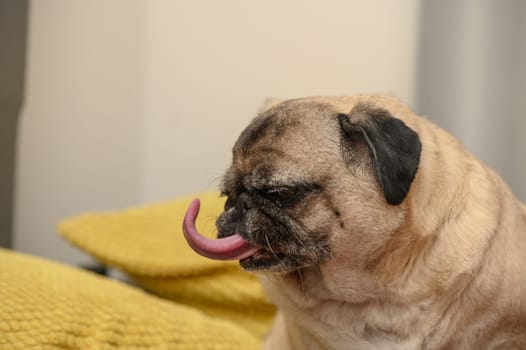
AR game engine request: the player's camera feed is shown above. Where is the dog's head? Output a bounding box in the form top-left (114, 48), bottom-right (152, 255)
top-left (215, 98), bottom-right (422, 272)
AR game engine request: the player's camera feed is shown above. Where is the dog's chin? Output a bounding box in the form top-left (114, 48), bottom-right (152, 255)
top-left (239, 248), bottom-right (309, 272)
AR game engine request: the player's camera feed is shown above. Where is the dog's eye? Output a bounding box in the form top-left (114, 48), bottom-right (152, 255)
top-left (262, 187), bottom-right (300, 208)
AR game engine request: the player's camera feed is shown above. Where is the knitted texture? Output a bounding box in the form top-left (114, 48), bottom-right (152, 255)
top-left (58, 191), bottom-right (275, 340)
top-left (0, 248), bottom-right (260, 349)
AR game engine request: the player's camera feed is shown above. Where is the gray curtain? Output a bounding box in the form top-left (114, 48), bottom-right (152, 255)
top-left (417, 0), bottom-right (526, 201)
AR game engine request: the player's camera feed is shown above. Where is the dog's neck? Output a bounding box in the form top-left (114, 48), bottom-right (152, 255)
top-left (259, 251), bottom-right (493, 349)
top-left (259, 263), bottom-right (436, 349)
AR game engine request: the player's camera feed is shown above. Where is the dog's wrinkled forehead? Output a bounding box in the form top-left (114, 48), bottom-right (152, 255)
top-left (224, 100), bottom-right (342, 190)
top-left (234, 100), bottom-right (337, 156)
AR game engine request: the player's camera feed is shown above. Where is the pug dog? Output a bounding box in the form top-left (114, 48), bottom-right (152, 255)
top-left (182, 94), bottom-right (526, 349)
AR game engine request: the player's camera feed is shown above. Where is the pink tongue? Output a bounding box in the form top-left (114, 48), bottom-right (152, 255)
top-left (182, 198), bottom-right (259, 260)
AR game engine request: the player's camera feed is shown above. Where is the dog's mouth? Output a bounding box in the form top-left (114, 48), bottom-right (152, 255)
top-left (239, 249), bottom-right (288, 270)
top-left (182, 198), bottom-right (289, 270)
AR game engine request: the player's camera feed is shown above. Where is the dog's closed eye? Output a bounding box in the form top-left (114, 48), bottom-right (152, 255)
top-left (258, 184), bottom-right (319, 208)
top-left (260, 187), bottom-right (298, 208)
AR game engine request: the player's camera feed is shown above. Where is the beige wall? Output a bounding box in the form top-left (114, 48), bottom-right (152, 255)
top-left (143, 0), bottom-right (421, 202)
top-left (15, 0), bottom-right (421, 264)
top-left (15, 1), bottom-right (147, 264)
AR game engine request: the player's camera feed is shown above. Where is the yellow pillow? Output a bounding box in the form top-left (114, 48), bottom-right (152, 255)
top-left (0, 248), bottom-right (260, 349)
top-left (58, 191), bottom-right (276, 340)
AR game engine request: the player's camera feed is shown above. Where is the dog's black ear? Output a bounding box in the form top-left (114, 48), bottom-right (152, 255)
top-left (338, 103), bottom-right (421, 205)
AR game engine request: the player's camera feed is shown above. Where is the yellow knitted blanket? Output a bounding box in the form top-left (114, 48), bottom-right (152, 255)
top-left (0, 191), bottom-right (275, 349)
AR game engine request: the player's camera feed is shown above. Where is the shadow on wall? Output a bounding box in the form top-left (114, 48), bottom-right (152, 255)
top-left (0, 0), bottom-right (28, 248)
